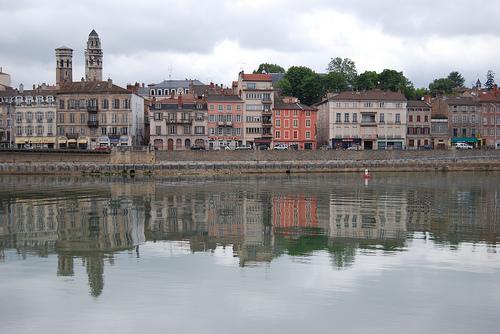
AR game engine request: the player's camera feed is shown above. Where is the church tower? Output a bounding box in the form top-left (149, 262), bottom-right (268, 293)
top-left (85, 29), bottom-right (103, 81)
top-left (55, 46), bottom-right (73, 85)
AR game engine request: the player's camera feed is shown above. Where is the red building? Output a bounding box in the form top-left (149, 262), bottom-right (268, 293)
top-left (478, 87), bottom-right (500, 149)
top-left (207, 95), bottom-right (244, 149)
top-left (272, 195), bottom-right (318, 231)
top-left (272, 97), bottom-right (317, 149)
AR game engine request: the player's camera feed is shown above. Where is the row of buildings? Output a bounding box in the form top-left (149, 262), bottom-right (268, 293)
top-left (1, 30), bottom-right (499, 150)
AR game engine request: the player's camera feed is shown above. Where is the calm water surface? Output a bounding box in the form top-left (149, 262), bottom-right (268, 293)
top-left (0, 173), bottom-right (499, 334)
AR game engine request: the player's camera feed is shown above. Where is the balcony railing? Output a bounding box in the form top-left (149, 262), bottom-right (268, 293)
top-left (166, 118), bottom-right (193, 124)
top-left (87, 105), bottom-right (98, 113)
top-left (87, 120), bottom-right (99, 128)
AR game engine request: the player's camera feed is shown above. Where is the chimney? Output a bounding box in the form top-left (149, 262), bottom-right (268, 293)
top-left (107, 78), bottom-right (113, 88)
top-left (424, 95), bottom-right (431, 104)
top-left (177, 94), bottom-right (183, 109)
top-left (32, 84), bottom-right (36, 90)
top-left (19, 83), bottom-right (24, 93)
top-left (210, 82), bottom-right (214, 89)
top-left (493, 84), bottom-right (498, 97)
top-left (142, 82), bottom-right (145, 88)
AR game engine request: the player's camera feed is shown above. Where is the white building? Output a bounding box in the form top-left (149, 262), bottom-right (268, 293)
top-left (317, 90), bottom-right (407, 150)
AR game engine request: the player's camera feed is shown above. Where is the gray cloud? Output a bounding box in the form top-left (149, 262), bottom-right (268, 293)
top-left (1, 0), bottom-right (499, 89)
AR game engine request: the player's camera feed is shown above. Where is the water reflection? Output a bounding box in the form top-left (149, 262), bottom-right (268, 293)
top-left (0, 173), bottom-right (499, 297)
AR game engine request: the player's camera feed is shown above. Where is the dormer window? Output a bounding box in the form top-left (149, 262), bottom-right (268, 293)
top-left (26, 96), bottom-right (33, 105)
top-left (157, 89), bottom-right (162, 96)
top-left (164, 89), bottom-right (169, 95)
top-left (36, 96), bottom-right (44, 104)
top-left (150, 89), bottom-right (155, 96)
top-left (15, 96), bottom-right (23, 105)
top-left (47, 96), bottom-right (54, 103)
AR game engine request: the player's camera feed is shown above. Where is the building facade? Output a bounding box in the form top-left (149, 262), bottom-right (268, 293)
top-left (273, 97), bottom-right (317, 149)
top-left (446, 97), bottom-right (482, 148)
top-left (235, 72), bottom-right (274, 148)
top-left (13, 87), bottom-right (57, 148)
top-left (478, 89), bottom-right (500, 149)
top-left (149, 94), bottom-right (207, 150)
top-left (206, 95), bottom-right (244, 149)
top-left (430, 117), bottom-right (450, 149)
top-left (57, 80), bottom-right (144, 149)
top-left (317, 90), bottom-right (407, 150)
top-left (139, 79), bottom-right (205, 98)
top-left (406, 100), bottom-right (431, 149)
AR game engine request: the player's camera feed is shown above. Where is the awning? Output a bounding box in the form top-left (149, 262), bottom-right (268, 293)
top-left (77, 137), bottom-right (89, 144)
top-left (57, 137), bottom-right (68, 144)
top-left (15, 138), bottom-right (29, 144)
top-left (68, 139), bottom-right (77, 144)
top-left (451, 137), bottom-right (479, 143)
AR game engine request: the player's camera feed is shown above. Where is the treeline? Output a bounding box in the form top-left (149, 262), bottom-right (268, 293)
top-left (253, 60), bottom-right (496, 105)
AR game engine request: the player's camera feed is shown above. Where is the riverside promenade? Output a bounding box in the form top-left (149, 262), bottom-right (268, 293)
top-left (0, 148), bottom-right (499, 175)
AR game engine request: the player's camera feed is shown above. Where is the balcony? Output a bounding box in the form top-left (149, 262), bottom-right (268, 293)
top-left (262, 109), bottom-right (272, 115)
top-left (87, 120), bottom-right (99, 128)
top-left (217, 121), bottom-right (233, 127)
top-left (262, 122), bottom-right (272, 128)
top-left (166, 118), bottom-right (193, 124)
top-left (66, 133), bottom-right (78, 139)
top-left (360, 121), bottom-right (377, 127)
top-left (262, 97), bottom-right (272, 104)
top-left (87, 105), bottom-right (98, 113)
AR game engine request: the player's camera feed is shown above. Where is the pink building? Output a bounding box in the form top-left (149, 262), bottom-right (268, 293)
top-left (207, 95), bottom-right (244, 149)
top-left (272, 97), bottom-right (318, 149)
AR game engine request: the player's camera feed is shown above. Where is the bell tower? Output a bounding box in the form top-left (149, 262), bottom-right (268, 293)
top-left (85, 29), bottom-right (103, 81)
top-left (55, 46), bottom-right (73, 85)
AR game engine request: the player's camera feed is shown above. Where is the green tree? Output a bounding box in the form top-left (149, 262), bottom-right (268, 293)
top-left (414, 87), bottom-right (430, 100)
top-left (485, 70), bottom-right (495, 90)
top-left (253, 63), bottom-right (285, 74)
top-left (429, 78), bottom-right (454, 96)
top-left (321, 72), bottom-right (348, 93)
top-left (377, 69), bottom-right (407, 92)
top-left (327, 57), bottom-right (357, 86)
top-left (283, 66), bottom-right (315, 99)
top-left (355, 71), bottom-right (378, 90)
top-left (276, 78), bottom-right (292, 96)
top-left (447, 71), bottom-right (465, 88)
top-left (299, 74), bottom-right (323, 105)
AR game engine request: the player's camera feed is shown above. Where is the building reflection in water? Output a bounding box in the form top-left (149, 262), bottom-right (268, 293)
top-left (0, 174), bottom-right (498, 296)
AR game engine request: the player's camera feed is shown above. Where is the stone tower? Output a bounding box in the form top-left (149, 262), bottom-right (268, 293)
top-left (55, 46), bottom-right (73, 85)
top-left (85, 29), bottom-right (103, 81)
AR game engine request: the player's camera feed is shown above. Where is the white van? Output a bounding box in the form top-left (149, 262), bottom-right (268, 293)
top-left (455, 142), bottom-right (473, 150)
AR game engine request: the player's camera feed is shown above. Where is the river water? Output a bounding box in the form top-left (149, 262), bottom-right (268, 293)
top-left (0, 173), bottom-right (499, 334)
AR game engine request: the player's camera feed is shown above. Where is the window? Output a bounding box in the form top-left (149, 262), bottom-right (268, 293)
top-left (227, 105), bottom-right (232, 111)
top-left (236, 105), bottom-right (241, 111)
top-left (80, 127), bottom-right (85, 135)
top-left (210, 104), bottom-right (214, 110)
top-left (424, 115), bottom-right (428, 122)
top-left (155, 112), bottom-right (162, 121)
top-left (344, 113), bottom-right (349, 123)
top-left (336, 113), bottom-right (341, 123)
top-left (293, 119), bottom-right (298, 128)
top-left (275, 130), bottom-right (281, 139)
top-left (123, 114), bottom-right (128, 123)
top-left (103, 99), bottom-right (109, 109)
top-left (276, 110), bottom-right (281, 116)
top-left (364, 102), bottom-right (372, 108)
top-left (247, 83), bottom-right (256, 89)
top-left (111, 127), bottom-right (118, 135)
top-left (284, 119), bottom-right (290, 128)
top-left (352, 113), bottom-right (357, 123)
top-left (284, 130), bottom-right (289, 139)
top-left (218, 104), bottom-right (223, 111)
top-left (26, 112), bottom-right (33, 122)
top-left (293, 130), bottom-right (298, 139)
top-left (293, 110), bottom-right (298, 116)
top-left (305, 111), bottom-right (311, 117)
top-left (113, 99), bottom-right (120, 109)
top-left (395, 113), bottom-right (401, 124)
top-left (26, 126), bottom-right (33, 136)
top-left (155, 126), bottom-right (161, 135)
top-left (462, 128), bottom-right (467, 137)
top-left (305, 131), bottom-right (311, 139)
top-left (69, 113), bottom-right (75, 123)
top-left (101, 127), bottom-right (107, 135)
top-left (169, 126), bottom-right (176, 134)
top-left (416, 115), bottom-right (421, 122)
top-left (379, 113), bottom-right (385, 123)
top-left (80, 113), bottom-right (86, 123)
top-left (453, 128), bottom-right (458, 137)
top-left (123, 99), bottom-right (130, 109)
top-left (183, 125), bottom-right (191, 134)
top-left (59, 99), bottom-right (65, 109)
top-left (121, 127), bottom-right (128, 135)
top-left (195, 126), bottom-right (205, 134)
top-left (16, 126), bottom-right (22, 136)
top-left (58, 113), bottom-right (65, 123)
top-left (409, 115), bottom-right (413, 122)
top-left (236, 115), bottom-right (242, 122)
top-left (112, 113), bottom-right (117, 123)
top-left (16, 112), bottom-right (22, 122)
top-left (46, 111), bottom-right (54, 122)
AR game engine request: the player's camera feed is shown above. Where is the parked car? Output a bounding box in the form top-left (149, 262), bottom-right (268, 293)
top-left (273, 144), bottom-right (288, 151)
top-left (190, 145), bottom-right (206, 151)
top-left (95, 145), bottom-right (111, 151)
top-left (455, 142), bottom-right (473, 150)
top-left (235, 145), bottom-right (253, 150)
top-left (346, 145), bottom-right (362, 151)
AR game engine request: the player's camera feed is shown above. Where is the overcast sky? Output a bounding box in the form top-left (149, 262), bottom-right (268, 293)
top-left (1, 0), bottom-right (499, 89)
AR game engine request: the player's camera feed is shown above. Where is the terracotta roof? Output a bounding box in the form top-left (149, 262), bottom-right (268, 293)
top-left (206, 95), bottom-right (242, 102)
top-left (242, 73), bottom-right (272, 82)
top-left (58, 81), bottom-right (129, 94)
top-left (327, 90), bottom-right (407, 102)
top-left (407, 100), bottom-right (431, 108)
top-left (478, 91), bottom-right (500, 102)
top-left (274, 101), bottom-right (317, 111)
top-left (445, 97), bottom-right (480, 106)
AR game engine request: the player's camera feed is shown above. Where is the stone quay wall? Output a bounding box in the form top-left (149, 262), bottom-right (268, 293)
top-left (0, 149), bottom-right (499, 175)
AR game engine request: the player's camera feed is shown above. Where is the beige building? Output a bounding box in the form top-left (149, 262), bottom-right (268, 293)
top-left (57, 80), bottom-right (144, 149)
top-left (11, 86), bottom-right (58, 148)
top-left (234, 72), bottom-right (274, 148)
top-left (317, 90), bottom-right (407, 150)
top-left (149, 94), bottom-right (207, 150)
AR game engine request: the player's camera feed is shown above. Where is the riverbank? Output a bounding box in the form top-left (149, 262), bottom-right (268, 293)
top-left (1, 153), bottom-right (499, 175)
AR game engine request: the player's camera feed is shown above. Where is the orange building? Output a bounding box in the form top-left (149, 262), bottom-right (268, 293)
top-left (272, 97), bottom-right (317, 149)
top-left (272, 195), bottom-right (318, 230)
